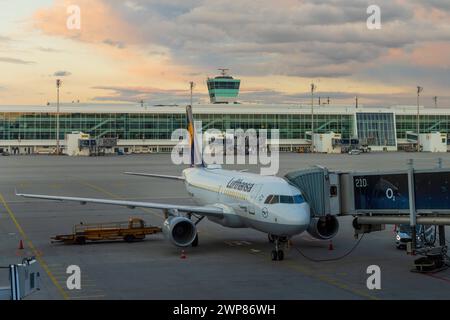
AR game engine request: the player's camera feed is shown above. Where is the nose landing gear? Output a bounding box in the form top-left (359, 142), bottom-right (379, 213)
top-left (269, 235), bottom-right (288, 261)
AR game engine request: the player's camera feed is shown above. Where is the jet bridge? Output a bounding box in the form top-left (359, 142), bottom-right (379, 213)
top-left (285, 159), bottom-right (450, 271)
top-left (285, 167), bottom-right (341, 218)
top-left (285, 159), bottom-right (450, 220)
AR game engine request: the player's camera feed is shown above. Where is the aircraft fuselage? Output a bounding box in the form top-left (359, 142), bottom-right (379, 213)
top-left (183, 166), bottom-right (311, 237)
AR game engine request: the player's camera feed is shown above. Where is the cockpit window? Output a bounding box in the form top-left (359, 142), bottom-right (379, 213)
top-left (293, 194), bottom-right (305, 204)
top-left (264, 194), bottom-right (304, 204)
top-left (280, 195), bottom-right (294, 204)
top-left (269, 195), bottom-right (279, 204)
top-left (264, 195), bottom-right (273, 204)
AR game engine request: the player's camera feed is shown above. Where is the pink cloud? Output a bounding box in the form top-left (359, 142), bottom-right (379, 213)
top-left (410, 42), bottom-right (450, 68)
top-left (383, 43), bottom-right (450, 68)
top-left (32, 0), bottom-right (139, 45)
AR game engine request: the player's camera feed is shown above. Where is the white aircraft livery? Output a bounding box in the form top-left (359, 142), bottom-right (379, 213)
top-left (17, 106), bottom-right (339, 261)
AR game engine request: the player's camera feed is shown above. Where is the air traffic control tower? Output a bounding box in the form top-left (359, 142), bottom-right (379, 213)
top-left (207, 69), bottom-right (241, 104)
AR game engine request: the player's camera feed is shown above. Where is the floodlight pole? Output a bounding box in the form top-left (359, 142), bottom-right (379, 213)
top-left (416, 86), bottom-right (423, 152)
top-left (190, 81), bottom-right (195, 106)
top-left (311, 83), bottom-right (316, 152)
top-left (56, 79), bottom-right (62, 155)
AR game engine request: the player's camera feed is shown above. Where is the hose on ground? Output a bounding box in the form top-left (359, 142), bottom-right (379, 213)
top-left (293, 234), bottom-right (365, 262)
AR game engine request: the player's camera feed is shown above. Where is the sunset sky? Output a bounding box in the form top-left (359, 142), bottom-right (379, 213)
top-left (0, 0), bottom-right (449, 106)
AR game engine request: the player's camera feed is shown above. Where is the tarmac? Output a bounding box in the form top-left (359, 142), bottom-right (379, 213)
top-left (1, 152), bottom-right (450, 300)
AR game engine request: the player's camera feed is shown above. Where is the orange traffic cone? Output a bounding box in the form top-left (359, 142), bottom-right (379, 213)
top-left (328, 240), bottom-right (334, 251)
top-left (180, 250), bottom-right (187, 259)
top-left (19, 239), bottom-right (24, 250)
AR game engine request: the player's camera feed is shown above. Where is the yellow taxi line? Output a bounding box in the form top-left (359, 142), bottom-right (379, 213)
top-left (0, 192), bottom-right (70, 300)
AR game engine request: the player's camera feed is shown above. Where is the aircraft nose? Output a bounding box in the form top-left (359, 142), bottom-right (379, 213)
top-left (295, 203), bottom-right (311, 228)
top-left (280, 203), bottom-right (311, 235)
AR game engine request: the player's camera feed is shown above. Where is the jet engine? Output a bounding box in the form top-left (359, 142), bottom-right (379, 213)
top-left (163, 216), bottom-right (197, 247)
top-left (307, 215), bottom-right (339, 240)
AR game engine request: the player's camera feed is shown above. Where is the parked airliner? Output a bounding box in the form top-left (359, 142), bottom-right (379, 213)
top-left (17, 106), bottom-right (339, 260)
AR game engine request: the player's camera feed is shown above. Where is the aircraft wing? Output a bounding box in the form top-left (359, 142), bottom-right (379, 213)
top-left (16, 192), bottom-right (224, 218)
top-left (124, 172), bottom-right (185, 181)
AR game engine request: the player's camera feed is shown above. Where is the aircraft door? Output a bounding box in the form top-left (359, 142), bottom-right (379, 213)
top-left (248, 184), bottom-right (262, 216)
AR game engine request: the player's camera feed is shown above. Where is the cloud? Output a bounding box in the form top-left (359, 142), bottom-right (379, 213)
top-left (240, 88), bottom-right (450, 107)
top-left (103, 39), bottom-right (126, 49)
top-left (91, 84), bottom-right (450, 107)
top-left (95, 1), bottom-right (450, 77)
top-left (413, 0), bottom-right (450, 11)
top-left (53, 70), bottom-right (72, 77)
top-left (0, 57), bottom-right (35, 65)
top-left (37, 47), bottom-right (61, 53)
top-left (92, 85), bottom-right (196, 104)
top-left (30, 0), bottom-right (450, 104)
top-left (32, 0), bottom-right (139, 45)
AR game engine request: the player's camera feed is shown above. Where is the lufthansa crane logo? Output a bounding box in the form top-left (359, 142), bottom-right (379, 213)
top-left (226, 178), bottom-right (255, 193)
top-left (262, 207), bottom-right (269, 218)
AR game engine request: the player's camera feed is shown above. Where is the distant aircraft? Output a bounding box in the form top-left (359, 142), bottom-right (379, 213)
top-left (17, 106), bottom-right (339, 261)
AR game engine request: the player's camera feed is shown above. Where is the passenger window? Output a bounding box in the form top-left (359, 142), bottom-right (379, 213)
top-left (269, 195), bottom-right (279, 204)
top-left (330, 186), bottom-right (338, 197)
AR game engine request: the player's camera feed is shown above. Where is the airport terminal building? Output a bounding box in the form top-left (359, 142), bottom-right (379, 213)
top-left (1, 103), bottom-right (450, 155)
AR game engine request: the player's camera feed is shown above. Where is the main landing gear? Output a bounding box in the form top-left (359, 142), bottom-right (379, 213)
top-left (269, 234), bottom-right (288, 261)
top-left (188, 213), bottom-right (203, 248)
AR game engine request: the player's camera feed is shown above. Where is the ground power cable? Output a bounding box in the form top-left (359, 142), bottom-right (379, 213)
top-left (293, 234), bottom-right (365, 262)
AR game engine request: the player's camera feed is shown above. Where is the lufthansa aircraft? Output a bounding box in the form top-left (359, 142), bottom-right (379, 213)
top-left (17, 106), bottom-right (338, 261)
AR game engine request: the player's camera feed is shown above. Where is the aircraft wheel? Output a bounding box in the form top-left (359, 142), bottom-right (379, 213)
top-left (277, 250), bottom-right (284, 261)
top-left (271, 250), bottom-right (278, 261)
top-left (76, 236), bottom-right (86, 245)
top-left (192, 234), bottom-right (199, 247)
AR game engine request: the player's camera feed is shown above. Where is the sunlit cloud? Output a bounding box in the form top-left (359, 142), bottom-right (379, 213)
top-left (0, 0), bottom-right (448, 106)
top-left (53, 70), bottom-right (72, 77)
top-left (0, 57), bottom-right (35, 65)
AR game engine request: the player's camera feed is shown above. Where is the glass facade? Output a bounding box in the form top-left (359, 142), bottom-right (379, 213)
top-left (356, 112), bottom-right (397, 146)
top-left (395, 114), bottom-right (450, 139)
top-left (0, 112), bottom-right (354, 141)
top-left (1, 110), bottom-right (449, 143)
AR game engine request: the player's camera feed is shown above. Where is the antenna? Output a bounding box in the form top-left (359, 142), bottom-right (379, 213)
top-left (218, 68), bottom-right (229, 76)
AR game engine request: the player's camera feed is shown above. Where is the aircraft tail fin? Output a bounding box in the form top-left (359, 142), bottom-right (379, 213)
top-left (186, 105), bottom-right (204, 167)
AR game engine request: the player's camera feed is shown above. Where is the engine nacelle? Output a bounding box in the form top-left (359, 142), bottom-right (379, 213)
top-left (163, 216), bottom-right (197, 247)
top-left (307, 216), bottom-right (339, 240)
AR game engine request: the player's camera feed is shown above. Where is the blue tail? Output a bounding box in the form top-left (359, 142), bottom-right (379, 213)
top-left (186, 105), bottom-right (204, 167)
